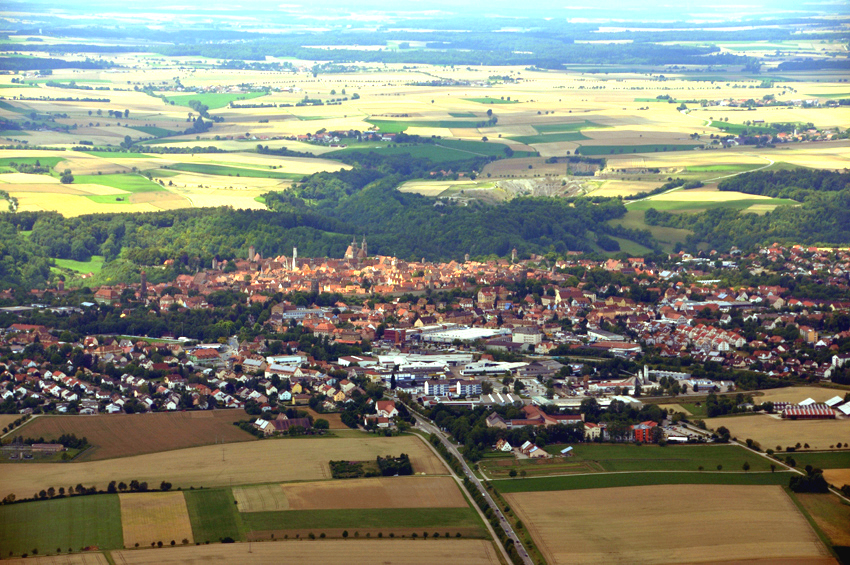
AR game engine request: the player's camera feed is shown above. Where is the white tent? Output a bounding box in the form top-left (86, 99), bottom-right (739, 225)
top-left (798, 397), bottom-right (816, 406)
top-left (824, 396), bottom-right (844, 407)
top-left (837, 402), bottom-right (850, 416)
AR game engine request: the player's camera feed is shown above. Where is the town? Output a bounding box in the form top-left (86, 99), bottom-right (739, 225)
top-left (3, 241), bottom-right (849, 445)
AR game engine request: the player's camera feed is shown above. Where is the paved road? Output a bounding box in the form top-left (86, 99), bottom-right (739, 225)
top-left (410, 411), bottom-right (534, 565)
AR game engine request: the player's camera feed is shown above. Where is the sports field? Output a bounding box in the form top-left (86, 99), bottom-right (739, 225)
top-left (119, 492), bottom-right (194, 548)
top-left (109, 539), bottom-right (502, 564)
top-left (0, 495), bottom-right (123, 557)
top-left (13, 410), bottom-right (254, 461)
top-left (506, 485), bottom-right (832, 565)
top-left (0, 436), bottom-right (447, 499)
top-left (705, 414), bottom-right (850, 452)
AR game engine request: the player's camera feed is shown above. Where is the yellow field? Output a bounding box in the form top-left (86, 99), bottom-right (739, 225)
top-left (2, 554), bottom-right (109, 565)
top-left (795, 493), bottom-right (850, 547)
top-left (506, 485), bottom-right (832, 565)
top-left (591, 180), bottom-right (665, 198)
top-left (705, 414), bottom-right (849, 451)
top-left (658, 403), bottom-right (693, 415)
top-left (752, 387), bottom-right (847, 404)
top-left (110, 539), bottom-right (502, 564)
top-left (119, 492), bottom-right (194, 548)
top-left (280, 476), bottom-right (466, 510)
top-left (822, 469), bottom-right (850, 489)
top-left (0, 436), bottom-right (447, 499)
top-left (235, 476), bottom-right (465, 512)
top-left (649, 187), bottom-right (776, 202)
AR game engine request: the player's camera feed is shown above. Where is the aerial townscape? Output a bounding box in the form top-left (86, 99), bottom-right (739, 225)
top-left (0, 0), bottom-right (849, 564)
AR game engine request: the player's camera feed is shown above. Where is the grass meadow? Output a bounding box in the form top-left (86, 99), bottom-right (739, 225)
top-left (0, 495), bottom-right (123, 557)
top-left (184, 488), bottom-right (246, 543)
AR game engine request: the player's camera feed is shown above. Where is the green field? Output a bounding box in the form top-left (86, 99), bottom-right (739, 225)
top-left (162, 163), bottom-right (302, 179)
top-left (464, 97), bottom-right (519, 104)
top-left (75, 174), bottom-right (164, 193)
top-left (685, 164), bottom-right (763, 173)
top-left (576, 143), bottom-right (702, 155)
top-left (790, 451), bottom-right (850, 470)
top-left (326, 141), bottom-right (524, 163)
top-left (53, 255), bottom-right (105, 274)
top-left (241, 507), bottom-right (483, 532)
top-left (709, 121), bottom-right (778, 135)
top-left (449, 112), bottom-right (478, 118)
top-left (627, 197), bottom-right (798, 213)
top-left (0, 156), bottom-right (64, 172)
top-left (185, 488), bottom-right (246, 544)
top-left (494, 470), bottom-right (793, 493)
top-left (609, 209), bottom-right (692, 251)
top-left (508, 131), bottom-right (588, 145)
top-left (0, 130), bottom-right (27, 136)
top-left (0, 495), bottom-right (123, 557)
top-left (129, 125), bottom-right (179, 137)
top-left (533, 121), bottom-right (607, 133)
top-left (165, 91), bottom-right (268, 110)
top-left (806, 92), bottom-right (850, 99)
top-left (79, 151), bottom-right (159, 159)
top-left (542, 443), bottom-right (772, 473)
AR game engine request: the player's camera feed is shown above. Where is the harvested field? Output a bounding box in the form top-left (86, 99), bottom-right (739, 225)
top-left (506, 485), bottom-right (832, 565)
top-left (752, 386), bottom-right (847, 405)
top-left (277, 476), bottom-right (466, 511)
top-left (795, 493), bottom-right (850, 547)
top-left (11, 410), bottom-right (254, 461)
top-left (0, 414), bottom-right (22, 432)
top-left (0, 436), bottom-right (446, 499)
top-left (3, 554), bottom-right (109, 565)
top-left (706, 414), bottom-right (850, 451)
top-left (233, 484), bottom-right (290, 512)
top-left (822, 469), bottom-right (850, 488)
top-left (119, 492), bottom-right (194, 548)
top-left (110, 539), bottom-right (502, 564)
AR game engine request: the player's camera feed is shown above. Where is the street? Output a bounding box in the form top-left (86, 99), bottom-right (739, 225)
top-left (411, 412), bottom-right (534, 565)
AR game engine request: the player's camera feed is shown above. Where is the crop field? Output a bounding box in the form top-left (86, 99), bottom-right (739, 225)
top-left (822, 469), bottom-right (850, 489)
top-left (119, 492), bottom-right (194, 548)
top-left (109, 539), bottom-right (502, 564)
top-left (0, 495), bottom-right (123, 557)
top-left (184, 488), bottom-right (245, 544)
top-left (0, 435), bottom-right (447, 499)
top-left (705, 414), bottom-right (850, 452)
top-left (790, 452), bottom-right (850, 470)
top-left (163, 91), bottom-right (268, 110)
top-left (481, 443), bottom-right (770, 478)
top-left (753, 386), bottom-right (847, 405)
top-left (795, 493), bottom-right (850, 548)
top-left (494, 470), bottom-right (791, 493)
top-left (577, 143), bottom-right (702, 156)
top-left (240, 507), bottom-right (483, 533)
top-left (279, 476), bottom-right (466, 511)
top-left (3, 555), bottom-right (109, 565)
top-left (233, 484), bottom-right (291, 512)
top-left (10, 410), bottom-right (254, 461)
top-left (162, 163), bottom-right (302, 179)
top-left (505, 485), bottom-right (831, 565)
